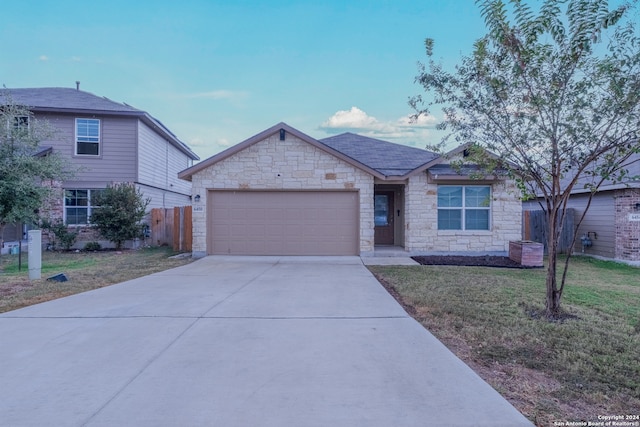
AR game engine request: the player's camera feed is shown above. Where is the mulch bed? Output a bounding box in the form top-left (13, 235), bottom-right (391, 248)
top-left (411, 255), bottom-right (541, 269)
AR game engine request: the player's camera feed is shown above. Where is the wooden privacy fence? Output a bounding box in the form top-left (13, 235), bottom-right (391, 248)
top-left (150, 206), bottom-right (192, 252)
top-left (522, 209), bottom-right (575, 254)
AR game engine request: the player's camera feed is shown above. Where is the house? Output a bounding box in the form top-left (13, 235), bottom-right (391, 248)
top-left (523, 153), bottom-right (640, 264)
top-left (1, 87), bottom-right (200, 249)
top-left (178, 122), bottom-right (521, 257)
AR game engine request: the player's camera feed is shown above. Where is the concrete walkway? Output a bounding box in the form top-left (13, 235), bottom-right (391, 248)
top-left (0, 256), bottom-right (532, 427)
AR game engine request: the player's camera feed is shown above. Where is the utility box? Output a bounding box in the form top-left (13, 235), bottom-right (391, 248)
top-left (28, 230), bottom-right (42, 280)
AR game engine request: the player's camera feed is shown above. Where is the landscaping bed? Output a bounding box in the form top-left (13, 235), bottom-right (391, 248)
top-left (412, 255), bottom-right (537, 268)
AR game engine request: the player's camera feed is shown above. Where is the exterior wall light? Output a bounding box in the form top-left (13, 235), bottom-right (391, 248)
top-left (194, 194), bottom-right (201, 203)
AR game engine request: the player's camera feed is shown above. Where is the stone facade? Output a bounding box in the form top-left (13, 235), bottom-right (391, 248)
top-left (404, 173), bottom-right (522, 253)
top-left (190, 134), bottom-right (375, 256)
top-left (615, 188), bottom-right (640, 261)
top-left (189, 131), bottom-right (523, 257)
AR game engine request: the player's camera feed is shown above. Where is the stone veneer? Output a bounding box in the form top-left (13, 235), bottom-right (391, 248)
top-left (190, 134), bottom-right (375, 255)
top-left (190, 132), bottom-right (523, 256)
top-left (615, 188), bottom-right (640, 261)
top-left (404, 173), bottom-right (522, 253)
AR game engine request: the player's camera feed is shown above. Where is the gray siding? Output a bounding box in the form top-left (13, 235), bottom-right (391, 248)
top-left (37, 112), bottom-right (137, 186)
top-left (34, 113), bottom-right (192, 212)
top-left (138, 184), bottom-right (191, 211)
top-left (137, 121), bottom-right (192, 197)
top-left (524, 193), bottom-right (615, 258)
top-left (566, 192), bottom-right (615, 258)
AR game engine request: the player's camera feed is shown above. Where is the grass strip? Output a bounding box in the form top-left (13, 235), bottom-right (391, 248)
top-left (369, 256), bottom-right (640, 426)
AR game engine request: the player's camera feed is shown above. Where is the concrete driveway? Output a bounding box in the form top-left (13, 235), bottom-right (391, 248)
top-left (0, 256), bottom-right (532, 427)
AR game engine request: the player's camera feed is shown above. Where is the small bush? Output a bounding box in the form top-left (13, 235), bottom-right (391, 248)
top-left (83, 241), bottom-right (102, 251)
top-left (40, 219), bottom-right (78, 251)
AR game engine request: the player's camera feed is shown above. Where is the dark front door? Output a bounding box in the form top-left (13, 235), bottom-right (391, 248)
top-left (374, 191), bottom-right (394, 245)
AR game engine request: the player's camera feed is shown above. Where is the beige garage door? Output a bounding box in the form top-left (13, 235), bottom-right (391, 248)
top-left (208, 191), bottom-right (359, 255)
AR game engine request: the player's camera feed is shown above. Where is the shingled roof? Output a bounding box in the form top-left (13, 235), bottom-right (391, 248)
top-left (1, 87), bottom-right (199, 160)
top-left (319, 132), bottom-right (439, 177)
top-left (4, 87), bottom-right (141, 113)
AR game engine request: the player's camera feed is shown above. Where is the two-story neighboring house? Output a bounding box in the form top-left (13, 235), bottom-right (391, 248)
top-left (1, 87), bottom-right (199, 249)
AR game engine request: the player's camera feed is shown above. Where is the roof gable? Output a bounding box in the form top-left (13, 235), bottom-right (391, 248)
top-left (179, 123), bottom-right (386, 181)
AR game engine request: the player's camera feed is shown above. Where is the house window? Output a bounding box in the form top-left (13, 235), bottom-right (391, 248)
top-left (437, 185), bottom-right (491, 230)
top-left (76, 118), bottom-right (100, 155)
top-left (14, 116), bottom-right (29, 129)
top-left (64, 189), bottom-right (103, 225)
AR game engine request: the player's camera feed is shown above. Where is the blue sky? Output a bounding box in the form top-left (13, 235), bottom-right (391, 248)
top-left (1, 0), bottom-right (488, 160)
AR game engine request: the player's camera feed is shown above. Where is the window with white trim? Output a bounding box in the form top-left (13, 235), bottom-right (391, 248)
top-left (14, 116), bottom-right (29, 130)
top-left (64, 189), bottom-right (104, 225)
top-left (75, 118), bottom-right (100, 155)
top-left (437, 185), bottom-right (491, 230)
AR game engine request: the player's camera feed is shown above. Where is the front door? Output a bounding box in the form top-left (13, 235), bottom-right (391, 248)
top-left (374, 191), bottom-right (394, 245)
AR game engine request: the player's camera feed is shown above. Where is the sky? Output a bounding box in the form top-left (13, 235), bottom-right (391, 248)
top-left (1, 0), bottom-right (489, 160)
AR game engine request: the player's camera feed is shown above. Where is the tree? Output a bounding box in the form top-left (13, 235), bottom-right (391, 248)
top-left (90, 183), bottom-right (150, 250)
top-left (0, 94), bottom-right (73, 247)
top-left (411, 0), bottom-right (640, 318)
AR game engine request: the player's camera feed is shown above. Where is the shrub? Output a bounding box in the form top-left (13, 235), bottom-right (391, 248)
top-left (83, 241), bottom-right (101, 251)
top-left (90, 183), bottom-right (150, 250)
top-left (40, 219), bottom-right (78, 251)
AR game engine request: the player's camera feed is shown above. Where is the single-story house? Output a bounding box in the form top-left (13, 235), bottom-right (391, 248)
top-left (178, 123), bottom-right (522, 257)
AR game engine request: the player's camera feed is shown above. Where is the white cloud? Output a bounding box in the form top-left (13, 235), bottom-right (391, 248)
top-left (319, 106), bottom-right (439, 144)
top-left (71, 56), bottom-right (82, 62)
top-left (320, 106), bottom-right (379, 129)
top-left (38, 55), bottom-right (49, 62)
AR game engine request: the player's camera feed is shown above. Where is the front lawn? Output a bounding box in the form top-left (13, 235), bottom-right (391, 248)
top-left (0, 247), bottom-right (193, 313)
top-left (369, 256), bottom-right (640, 426)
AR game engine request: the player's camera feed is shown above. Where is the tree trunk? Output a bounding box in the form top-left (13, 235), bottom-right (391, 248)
top-left (545, 210), bottom-right (562, 318)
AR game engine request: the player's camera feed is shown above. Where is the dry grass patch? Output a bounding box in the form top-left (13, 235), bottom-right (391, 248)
top-left (0, 247), bottom-right (193, 313)
top-left (369, 256), bottom-right (640, 427)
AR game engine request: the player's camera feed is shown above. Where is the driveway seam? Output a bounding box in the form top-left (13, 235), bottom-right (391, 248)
top-left (81, 261), bottom-right (282, 425)
top-left (80, 316), bottom-right (201, 426)
top-left (199, 260), bottom-right (280, 317)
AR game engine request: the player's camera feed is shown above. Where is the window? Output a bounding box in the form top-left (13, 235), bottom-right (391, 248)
top-left (76, 118), bottom-right (100, 155)
top-left (14, 116), bottom-right (29, 129)
top-left (374, 194), bottom-right (389, 226)
top-left (437, 185), bottom-right (490, 230)
top-left (64, 189), bottom-right (103, 225)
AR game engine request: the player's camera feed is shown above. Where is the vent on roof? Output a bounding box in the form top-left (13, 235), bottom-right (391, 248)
top-left (75, 81), bottom-right (80, 90)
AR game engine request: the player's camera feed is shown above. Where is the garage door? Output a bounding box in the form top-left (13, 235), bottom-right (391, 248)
top-left (208, 191), bottom-right (359, 255)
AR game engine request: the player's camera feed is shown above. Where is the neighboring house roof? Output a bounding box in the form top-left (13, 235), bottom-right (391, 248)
top-left (318, 133), bottom-right (439, 177)
top-left (571, 152), bottom-right (640, 194)
top-left (2, 87), bottom-right (199, 160)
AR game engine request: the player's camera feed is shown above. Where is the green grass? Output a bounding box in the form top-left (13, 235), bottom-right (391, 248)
top-left (1, 254), bottom-right (97, 275)
top-left (369, 256), bottom-right (640, 426)
top-left (0, 247), bottom-right (193, 313)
